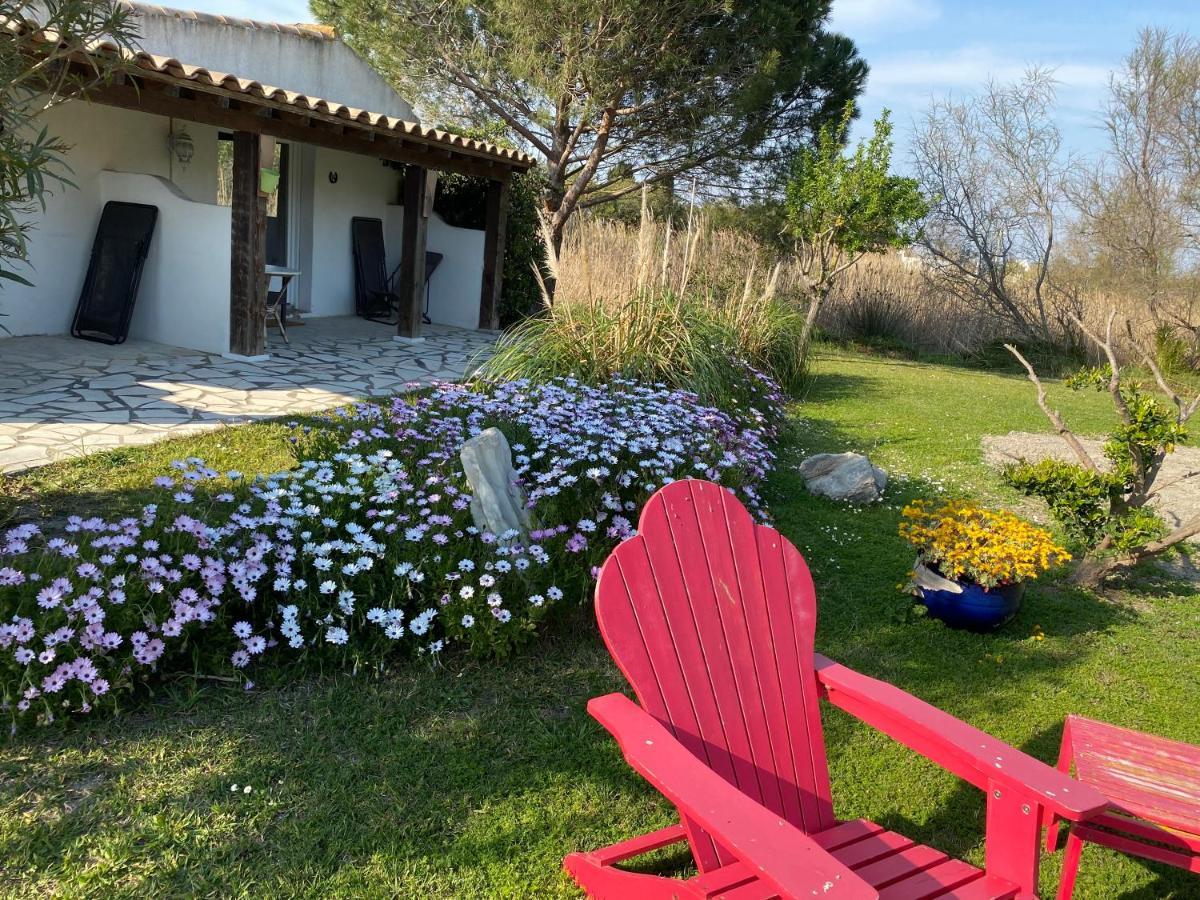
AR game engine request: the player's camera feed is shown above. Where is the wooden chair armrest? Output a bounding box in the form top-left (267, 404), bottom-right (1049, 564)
top-left (814, 655), bottom-right (1109, 822)
top-left (588, 692), bottom-right (878, 899)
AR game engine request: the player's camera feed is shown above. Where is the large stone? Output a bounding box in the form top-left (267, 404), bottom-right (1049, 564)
top-left (460, 427), bottom-right (531, 540)
top-left (797, 451), bottom-right (887, 504)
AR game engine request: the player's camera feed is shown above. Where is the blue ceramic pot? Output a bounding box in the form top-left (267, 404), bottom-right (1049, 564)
top-left (915, 562), bottom-right (1025, 632)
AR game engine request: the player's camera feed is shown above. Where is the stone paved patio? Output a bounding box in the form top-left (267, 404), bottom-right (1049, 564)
top-left (0, 316), bottom-right (497, 474)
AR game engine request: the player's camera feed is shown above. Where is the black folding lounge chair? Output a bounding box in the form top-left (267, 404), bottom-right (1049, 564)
top-left (351, 217), bottom-right (445, 326)
top-left (71, 201), bottom-right (158, 345)
top-left (351, 217), bottom-right (396, 324)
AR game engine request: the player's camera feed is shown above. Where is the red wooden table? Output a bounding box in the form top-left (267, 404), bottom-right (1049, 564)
top-left (1047, 714), bottom-right (1200, 898)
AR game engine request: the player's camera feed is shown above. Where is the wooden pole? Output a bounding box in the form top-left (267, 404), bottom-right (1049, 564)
top-left (396, 165), bottom-right (430, 341)
top-left (478, 178), bottom-right (510, 331)
top-left (229, 131), bottom-right (268, 357)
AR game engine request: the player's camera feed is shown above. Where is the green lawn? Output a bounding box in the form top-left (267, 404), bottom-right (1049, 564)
top-left (2, 348), bottom-right (1199, 898)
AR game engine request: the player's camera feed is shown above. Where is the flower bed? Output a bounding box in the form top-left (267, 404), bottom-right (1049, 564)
top-left (0, 376), bottom-right (779, 729)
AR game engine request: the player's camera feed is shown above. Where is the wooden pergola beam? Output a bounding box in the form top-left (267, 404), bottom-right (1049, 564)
top-left (396, 166), bottom-right (431, 341)
top-left (478, 179), bottom-right (510, 331)
top-left (85, 76), bottom-right (517, 180)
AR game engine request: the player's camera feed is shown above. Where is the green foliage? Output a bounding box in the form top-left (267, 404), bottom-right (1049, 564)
top-left (0, 1), bottom-right (136, 296)
top-left (1006, 365), bottom-right (1180, 558)
top-left (480, 287), bottom-right (802, 423)
top-left (314, 0), bottom-right (868, 236)
top-left (433, 168), bottom-right (546, 326)
top-left (704, 199), bottom-right (790, 253)
top-left (1003, 459), bottom-right (1124, 548)
top-left (1154, 324), bottom-right (1193, 375)
top-left (1065, 365), bottom-right (1187, 488)
top-left (785, 105), bottom-right (928, 261)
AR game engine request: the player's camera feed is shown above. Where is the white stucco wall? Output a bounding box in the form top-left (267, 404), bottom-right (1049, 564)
top-left (131, 8), bottom-right (417, 123)
top-left (102, 172), bottom-right (231, 354)
top-left (0, 99), bottom-right (219, 338)
top-left (1, 100), bottom-right (488, 349)
top-left (427, 215), bottom-right (485, 330)
top-left (305, 147), bottom-right (402, 318)
top-left (303, 149), bottom-right (484, 328)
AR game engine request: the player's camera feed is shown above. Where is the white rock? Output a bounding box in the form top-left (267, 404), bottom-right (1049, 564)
top-left (797, 451), bottom-right (887, 504)
top-left (460, 427), bottom-right (531, 540)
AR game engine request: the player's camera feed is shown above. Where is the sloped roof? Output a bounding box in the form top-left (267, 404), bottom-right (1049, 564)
top-left (123, 2), bottom-right (335, 41)
top-left (5, 8), bottom-right (534, 170)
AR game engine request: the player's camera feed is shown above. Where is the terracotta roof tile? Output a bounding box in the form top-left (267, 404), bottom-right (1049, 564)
top-left (122, 2), bottom-right (334, 41)
top-left (3, 8), bottom-right (535, 169)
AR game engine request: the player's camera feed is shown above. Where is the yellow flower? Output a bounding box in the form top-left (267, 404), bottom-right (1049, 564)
top-left (899, 499), bottom-right (1069, 589)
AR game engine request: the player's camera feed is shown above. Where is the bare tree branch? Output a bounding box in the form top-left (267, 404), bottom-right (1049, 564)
top-left (1004, 343), bottom-right (1102, 472)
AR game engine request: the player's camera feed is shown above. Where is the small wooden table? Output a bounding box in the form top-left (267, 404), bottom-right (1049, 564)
top-left (265, 265), bottom-right (301, 343)
top-left (1047, 714), bottom-right (1200, 898)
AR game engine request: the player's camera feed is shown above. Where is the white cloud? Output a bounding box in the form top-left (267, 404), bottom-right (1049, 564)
top-left (867, 46), bottom-right (1109, 93)
top-left (829, 0), bottom-right (941, 33)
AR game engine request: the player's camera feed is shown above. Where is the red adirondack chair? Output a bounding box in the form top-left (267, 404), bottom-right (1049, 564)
top-left (565, 479), bottom-right (1109, 899)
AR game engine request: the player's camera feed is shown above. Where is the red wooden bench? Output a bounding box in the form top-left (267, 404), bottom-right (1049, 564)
top-left (1045, 714), bottom-right (1200, 898)
top-left (565, 479), bottom-right (1109, 899)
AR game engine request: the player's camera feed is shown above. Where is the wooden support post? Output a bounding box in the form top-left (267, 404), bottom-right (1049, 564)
top-left (478, 178), bottom-right (510, 331)
top-left (396, 165), bottom-right (430, 341)
top-left (229, 131), bottom-right (268, 358)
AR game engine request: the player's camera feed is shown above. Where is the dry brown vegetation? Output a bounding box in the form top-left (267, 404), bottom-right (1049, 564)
top-left (549, 215), bottom-right (1200, 366)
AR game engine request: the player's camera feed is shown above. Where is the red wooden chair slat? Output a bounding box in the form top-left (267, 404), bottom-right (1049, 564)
top-left (565, 480), bottom-right (1110, 900)
top-left (853, 844), bottom-right (949, 888)
top-left (1069, 715), bottom-right (1200, 833)
top-left (1047, 714), bottom-right (1200, 897)
top-left (876, 860), bottom-right (986, 900)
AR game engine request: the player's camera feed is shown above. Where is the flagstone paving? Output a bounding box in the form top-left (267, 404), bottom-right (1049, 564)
top-left (0, 317), bottom-right (497, 474)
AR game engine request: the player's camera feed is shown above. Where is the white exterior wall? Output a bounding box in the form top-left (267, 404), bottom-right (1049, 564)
top-left (427, 215), bottom-right (485, 330)
top-left (103, 172), bottom-right (231, 354)
top-left (305, 147), bottom-right (402, 318)
top-left (1, 100), bottom-right (220, 341)
top-left (302, 147), bottom-right (485, 328)
top-left (132, 10), bottom-right (416, 122)
top-left (1, 102), bottom-right (488, 351)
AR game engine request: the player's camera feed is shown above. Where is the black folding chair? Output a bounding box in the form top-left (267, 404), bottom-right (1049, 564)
top-left (351, 218), bottom-right (445, 326)
top-left (71, 202), bottom-right (158, 345)
top-left (351, 217), bottom-right (397, 324)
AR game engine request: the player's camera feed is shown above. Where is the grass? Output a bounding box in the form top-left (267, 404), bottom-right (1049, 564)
top-left (3, 347), bottom-right (1200, 898)
top-left (480, 212), bottom-right (809, 409)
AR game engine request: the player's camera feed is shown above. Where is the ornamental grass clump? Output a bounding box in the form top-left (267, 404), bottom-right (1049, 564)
top-left (899, 499), bottom-right (1070, 589)
top-left (0, 376), bottom-right (779, 729)
top-left (479, 200), bottom-right (807, 420)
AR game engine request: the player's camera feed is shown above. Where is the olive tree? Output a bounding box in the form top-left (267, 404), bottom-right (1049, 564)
top-left (784, 104), bottom-right (927, 354)
top-left (1, 0), bottom-right (137, 293)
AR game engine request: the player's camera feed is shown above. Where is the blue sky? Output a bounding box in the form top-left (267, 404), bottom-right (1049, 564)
top-left (185, 0), bottom-right (1197, 164)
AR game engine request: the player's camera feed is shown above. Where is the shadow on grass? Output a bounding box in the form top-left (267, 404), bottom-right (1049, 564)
top-left (0, 605), bottom-right (632, 896)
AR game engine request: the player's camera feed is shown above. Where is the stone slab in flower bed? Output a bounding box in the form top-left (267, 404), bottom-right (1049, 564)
top-left (982, 431), bottom-right (1200, 538)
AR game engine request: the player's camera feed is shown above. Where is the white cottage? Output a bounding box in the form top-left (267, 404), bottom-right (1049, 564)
top-left (4, 3), bottom-right (531, 358)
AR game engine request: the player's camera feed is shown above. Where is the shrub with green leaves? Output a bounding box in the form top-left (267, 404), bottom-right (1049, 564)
top-left (1002, 327), bottom-right (1197, 586)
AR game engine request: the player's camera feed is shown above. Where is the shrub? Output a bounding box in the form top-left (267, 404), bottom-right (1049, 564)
top-left (0, 376), bottom-right (779, 729)
top-left (1004, 318), bottom-right (1200, 586)
top-left (479, 212), bottom-right (807, 415)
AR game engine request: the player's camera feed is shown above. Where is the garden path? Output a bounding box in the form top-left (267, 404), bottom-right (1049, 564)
top-left (0, 317), bottom-right (496, 474)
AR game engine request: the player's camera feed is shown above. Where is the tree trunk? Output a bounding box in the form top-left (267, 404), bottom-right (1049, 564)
top-left (798, 286), bottom-right (827, 360)
top-left (541, 177), bottom-right (566, 301)
top-left (1067, 555), bottom-right (1125, 589)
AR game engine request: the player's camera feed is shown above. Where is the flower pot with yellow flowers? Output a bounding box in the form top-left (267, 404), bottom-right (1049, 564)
top-left (899, 500), bottom-right (1070, 631)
